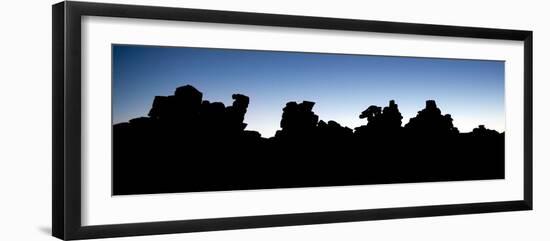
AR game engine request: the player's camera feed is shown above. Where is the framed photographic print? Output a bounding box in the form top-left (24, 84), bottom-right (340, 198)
top-left (52, 1), bottom-right (533, 240)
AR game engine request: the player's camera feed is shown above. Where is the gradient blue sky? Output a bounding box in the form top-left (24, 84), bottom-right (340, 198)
top-left (113, 45), bottom-right (504, 137)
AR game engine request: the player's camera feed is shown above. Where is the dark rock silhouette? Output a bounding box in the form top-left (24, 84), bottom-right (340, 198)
top-left (113, 85), bottom-right (504, 195)
top-left (355, 100), bottom-right (403, 136)
top-left (472, 124), bottom-right (500, 137)
top-left (318, 120), bottom-right (353, 137)
top-left (382, 100), bottom-right (403, 129)
top-left (404, 100), bottom-right (459, 135)
top-left (276, 101), bottom-right (319, 138)
top-left (226, 94), bottom-right (250, 132)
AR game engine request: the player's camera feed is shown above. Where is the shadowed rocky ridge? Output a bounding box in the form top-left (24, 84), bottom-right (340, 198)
top-left (113, 85), bottom-right (504, 195)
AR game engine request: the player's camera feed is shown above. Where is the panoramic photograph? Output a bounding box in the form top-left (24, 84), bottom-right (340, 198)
top-left (111, 44), bottom-right (505, 195)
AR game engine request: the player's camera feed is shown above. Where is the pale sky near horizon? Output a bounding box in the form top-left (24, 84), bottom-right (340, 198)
top-left (113, 44), bottom-right (505, 138)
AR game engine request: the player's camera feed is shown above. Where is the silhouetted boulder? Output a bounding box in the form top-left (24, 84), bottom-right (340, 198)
top-left (318, 120), bottom-right (353, 138)
top-left (147, 85), bottom-right (203, 122)
top-left (404, 100), bottom-right (458, 135)
top-left (381, 100), bottom-right (403, 128)
top-left (472, 125), bottom-right (501, 137)
top-left (200, 101), bottom-right (226, 133)
top-left (148, 96), bottom-right (169, 120)
top-left (359, 105), bottom-right (382, 123)
top-left (226, 94), bottom-right (250, 132)
top-left (243, 130), bottom-right (262, 139)
top-left (355, 100), bottom-right (403, 136)
top-left (276, 101), bottom-right (319, 138)
top-left (175, 85), bottom-right (203, 106)
top-left (123, 84), bottom-right (257, 141)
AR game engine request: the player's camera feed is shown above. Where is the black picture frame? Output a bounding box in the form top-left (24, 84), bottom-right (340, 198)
top-left (52, 1), bottom-right (533, 240)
